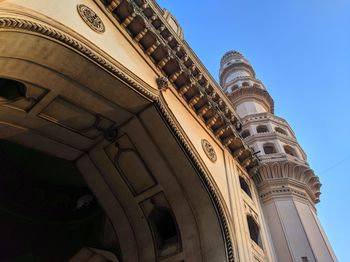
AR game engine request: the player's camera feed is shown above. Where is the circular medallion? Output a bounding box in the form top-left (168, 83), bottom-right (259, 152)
top-left (201, 139), bottom-right (217, 163)
top-left (77, 4), bottom-right (105, 33)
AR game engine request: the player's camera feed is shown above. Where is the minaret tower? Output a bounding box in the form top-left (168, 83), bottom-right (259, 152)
top-left (220, 51), bottom-right (337, 262)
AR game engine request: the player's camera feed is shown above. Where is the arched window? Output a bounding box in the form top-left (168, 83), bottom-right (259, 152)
top-left (284, 145), bottom-right (297, 157)
top-left (0, 78), bottom-right (26, 101)
top-left (263, 143), bottom-right (277, 154)
top-left (239, 177), bottom-right (252, 198)
top-left (149, 206), bottom-right (180, 255)
top-left (241, 130), bottom-right (251, 139)
top-left (275, 127), bottom-right (287, 136)
top-left (247, 216), bottom-right (263, 248)
top-left (256, 125), bottom-right (269, 133)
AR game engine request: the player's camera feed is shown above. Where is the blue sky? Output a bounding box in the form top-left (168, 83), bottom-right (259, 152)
top-left (157, 0), bottom-right (350, 260)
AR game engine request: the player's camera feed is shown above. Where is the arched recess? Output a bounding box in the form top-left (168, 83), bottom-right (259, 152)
top-left (0, 139), bottom-right (121, 261)
top-left (246, 215), bottom-right (263, 249)
top-left (284, 145), bottom-right (298, 157)
top-left (263, 143), bottom-right (277, 154)
top-left (241, 129), bottom-right (250, 139)
top-left (275, 126), bottom-right (288, 136)
top-left (0, 17), bottom-right (236, 262)
top-left (239, 176), bottom-right (252, 198)
top-left (257, 125), bottom-right (269, 133)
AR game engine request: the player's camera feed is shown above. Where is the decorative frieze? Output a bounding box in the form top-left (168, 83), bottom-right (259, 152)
top-left (252, 161), bottom-right (321, 204)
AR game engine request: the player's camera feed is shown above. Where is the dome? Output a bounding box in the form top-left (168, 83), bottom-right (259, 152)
top-left (220, 50), bottom-right (243, 66)
top-left (219, 50), bottom-right (256, 84)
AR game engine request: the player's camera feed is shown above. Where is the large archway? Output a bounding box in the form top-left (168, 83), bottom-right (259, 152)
top-left (0, 140), bottom-right (120, 261)
top-left (0, 24), bottom-right (234, 261)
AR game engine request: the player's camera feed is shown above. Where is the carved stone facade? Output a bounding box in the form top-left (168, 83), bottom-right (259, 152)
top-left (0, 0), bottom-right (336, 261)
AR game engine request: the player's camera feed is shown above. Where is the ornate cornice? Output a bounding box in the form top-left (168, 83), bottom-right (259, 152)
top-left (223, 76), bottom-right (266, 91)
top-left (241, 112), bottom-right (288, 126)
top-left (0, 16), bottom-right (159, 101)
top-left (252, 161), bottom-right (321, 204)
top-left (244, 132), bottom-right (300, 149)
top-left (98, 0), bottom-right (259, 172)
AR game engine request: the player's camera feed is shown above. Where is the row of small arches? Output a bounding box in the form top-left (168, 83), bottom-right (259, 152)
top-left (232, 81), bottom-right (261, 90)
top-left (241, 125), bottom-right (288, 138)
top-left (263, 143), bottom-right (298, 157)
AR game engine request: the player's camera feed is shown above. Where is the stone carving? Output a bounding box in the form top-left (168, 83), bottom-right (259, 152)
top-left (201, 139), bottom-right (217, 163)
top-left (156, 76), bottom-right (169, 91)
top-left (77, 4), bottom-right (105, 33)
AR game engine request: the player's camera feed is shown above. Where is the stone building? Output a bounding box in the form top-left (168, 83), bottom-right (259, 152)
top-left (0, 0), bottom-right (337, 261)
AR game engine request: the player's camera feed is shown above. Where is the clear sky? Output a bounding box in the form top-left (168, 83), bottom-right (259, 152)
top-left (157, 0), bottom-right (350, 260)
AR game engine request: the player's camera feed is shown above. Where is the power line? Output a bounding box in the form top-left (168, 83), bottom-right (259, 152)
top-left (319, 154), bottom-right (350, 174)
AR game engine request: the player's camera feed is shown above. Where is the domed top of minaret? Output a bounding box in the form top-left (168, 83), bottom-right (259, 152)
top-left (220, 50), bottom-right (244, 65)
top-left (219, 50), bottom-right (256, 88)
top-left (219, 50), bottom-right (274, 117)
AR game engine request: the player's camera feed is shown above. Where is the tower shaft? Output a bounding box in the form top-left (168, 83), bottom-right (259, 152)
top-left (220, 51), bottom-right (337, 262)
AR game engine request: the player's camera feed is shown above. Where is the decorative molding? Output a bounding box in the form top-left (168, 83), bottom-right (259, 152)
top-left (0, 16), bottom-right (159, 102)
top-left (225, 75), bottom-right (265, 89)
top-left (253, 161), bottom-right (321, 204)
top-left (77, 4), bottom-right (105, 33)
top-left (242, 112), bottom-right (288, 125)
top-left (156, 76), bottom-right (169, 91)
top-left (259, 186), bottom-right (308, 202)
top-left (201, 139), bottom-right (217, 163)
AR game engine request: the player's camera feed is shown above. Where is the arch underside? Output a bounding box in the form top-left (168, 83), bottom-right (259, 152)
top-left (0, 29), bottom-right (233, 261)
